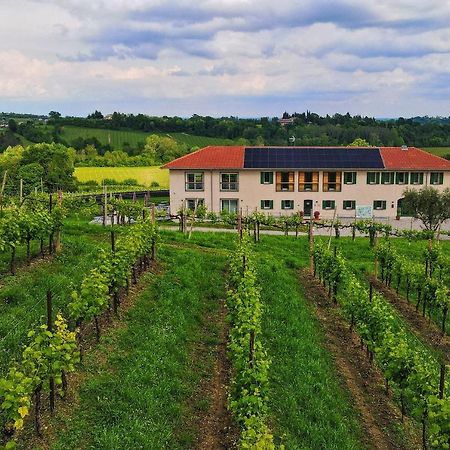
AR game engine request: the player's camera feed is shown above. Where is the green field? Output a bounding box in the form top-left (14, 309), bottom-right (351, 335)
top-left (423, 147), bottom-right (450, 157)
top-left (61, 125), bottom-right (236, 150)
top-left (74, 166), bottom-right (169, 188)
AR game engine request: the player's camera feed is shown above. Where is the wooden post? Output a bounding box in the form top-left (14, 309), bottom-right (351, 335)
top-left (0, 170), bottom-right (7, 216)
top-left (55, 190), bottom-right (62, 252)
top-left (237, 208), bottom-right (242, 239)
top-left (111, 230), bottom-right (115, 253)
top-left (47, 291), bottom-right (55, 413)
top-left (19, 178), bottom-right (23, 205)
top-left (188, 200), bottom-right (198, 239)
top-left (309, 215), bottom-right (314, 273)
top-left (49, 194), bottom-right (53, 254)
top-left (103, 185), bottom-right (107, 226)
top-left (249, 330), bottom-right (255, 368)
top-left (151, 203), bottom-right (155, 223)
top-left (439, 364), bottom-right (446, 399)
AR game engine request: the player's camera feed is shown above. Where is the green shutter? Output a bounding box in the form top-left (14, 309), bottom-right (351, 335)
top-left (260, 200), bottom-right (264, 208)
top-left (269, 200), bottom-right (274, 209)
top-left (440, 173), bottom-right (444, 184)
top-left (269, 172), bottom-right (273, 184)
top-left (260, 172), bottom-right (264, 184)
top-left (419, 173), bottom-right (424, 184)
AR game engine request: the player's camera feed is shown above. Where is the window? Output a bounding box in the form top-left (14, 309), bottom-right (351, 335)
top-left (276, 172), bottom-right (294, 191)
top-left (260, 200), bottom-right (274, 210)
top-left (373, 200), bottom-right (387, 210)
top-left (186, 198), bottom-right (204, 210)
top-left (395, 172), bottom-right (409, 185)
top-left (185, 172), bottom-right (204, 191)
top-left (343, 172), bottom-right (357, 184)
top-left (323, 171), bottom-right (342, 192)
top-left (367, 172), bottom-right (380, 184)
top-left (343, 200), bottom-right (356, 210)
top-left (381, 172), bottom-right (394, 184)
top-left (220, 173), bottom-right (239, 191)
top-left (430, 172), bottom-right (444, 185)
top-left (260, 172), bottom-right (273, 184)
top-left (410, 172), bottom-right (424, 185)
top-left (322, 200), bottom-right (335, 210)
top-left (298, 171), bottom-right (319, 192)
top-left (221, 199), bottom-right (238, 213)
top-left (281, 200), bottom-right (294, 210)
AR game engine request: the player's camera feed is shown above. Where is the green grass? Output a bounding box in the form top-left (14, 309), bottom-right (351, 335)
top-left (60, 125), bottom-right (236, 150)
top-left (74, 166), bottom-right (169, 188)
top-left (255, 241), bottom-right (364, 449)
top-left (158, 232), bottom-right (366, 448)
top-left (423, 147), bottom-right (450, 157)
top-left (48, 243), bottom-right (226, 450)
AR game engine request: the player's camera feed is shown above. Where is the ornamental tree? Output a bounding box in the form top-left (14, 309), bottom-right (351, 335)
top-left (402, 187), bottom-right (450, 231)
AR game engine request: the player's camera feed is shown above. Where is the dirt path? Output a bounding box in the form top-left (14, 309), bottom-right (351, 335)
top-left (195, 299), bottom-right (237, 450)
top-left (299, 269), bottom-right (419, 450)
top-left (369, 276), bottom-right (450, 363)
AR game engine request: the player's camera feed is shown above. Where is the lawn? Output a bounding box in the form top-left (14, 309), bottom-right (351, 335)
top-left (61, 125), bottom-right (236, 150)
top-left (74, 166), bottom-right (169, 188)
top-left (423, 147), bottom-right (450, 157)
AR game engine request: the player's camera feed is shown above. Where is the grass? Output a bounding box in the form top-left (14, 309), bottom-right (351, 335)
top-left (74, 166), bottom-right (169, 188)
top-left (158, 232), bottom-right (366, 448)
top-left (423, 147), bottom-right (450, 157)
top-left (48, 243), bottom-right (226, 450)
top-left (60, 125), bottom-right (236, 150)
top-left (254, 240), bottom-right (365, 449)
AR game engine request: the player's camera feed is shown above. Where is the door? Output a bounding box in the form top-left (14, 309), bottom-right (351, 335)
top-left (304, 199), bottom-right (313, 216)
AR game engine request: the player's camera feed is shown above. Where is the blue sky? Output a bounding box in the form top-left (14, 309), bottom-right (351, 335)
top-left (1, 0), bottom-right (450, 117)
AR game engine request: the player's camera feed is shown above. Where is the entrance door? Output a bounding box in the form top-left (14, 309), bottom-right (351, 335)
top-left (304, 199), bottom-right (313, 216)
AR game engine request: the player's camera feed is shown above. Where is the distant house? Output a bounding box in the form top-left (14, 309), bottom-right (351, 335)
top-left (278, 117), bottom-right (294, 126)
top-left (163, 146), bottom-right (450, 218)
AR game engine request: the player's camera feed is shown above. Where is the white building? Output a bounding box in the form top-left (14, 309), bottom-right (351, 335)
top-left (163, 146), bottom-right (450, 219)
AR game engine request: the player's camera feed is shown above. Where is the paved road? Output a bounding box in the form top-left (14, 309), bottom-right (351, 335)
top-left (161, 217), bottom-right (450, 238)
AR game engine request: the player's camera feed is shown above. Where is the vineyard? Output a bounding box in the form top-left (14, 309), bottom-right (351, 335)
top-left (0, 197), bottom-right (448, 449)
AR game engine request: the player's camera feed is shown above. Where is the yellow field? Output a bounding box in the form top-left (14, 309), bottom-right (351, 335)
top-left (74, 166), bottom-right (169, 188)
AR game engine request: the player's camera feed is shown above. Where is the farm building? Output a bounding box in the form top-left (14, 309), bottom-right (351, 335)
top-left (163, 146), bottom-right (450, 219)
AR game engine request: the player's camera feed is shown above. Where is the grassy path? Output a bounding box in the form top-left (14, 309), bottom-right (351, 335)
top-left (254, 244), bottom-right (365, 449)
top-left (40, 243), bottom-right (228, 450)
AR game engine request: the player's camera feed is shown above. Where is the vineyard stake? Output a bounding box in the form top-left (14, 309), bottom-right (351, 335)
top-left (47, 291), bottom-right (55, 414)
top-left (439, 364), bottom-right (445, 399)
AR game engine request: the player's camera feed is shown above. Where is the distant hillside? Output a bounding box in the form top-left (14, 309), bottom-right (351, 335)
top-left (60, 125), bottom-right (236, 150)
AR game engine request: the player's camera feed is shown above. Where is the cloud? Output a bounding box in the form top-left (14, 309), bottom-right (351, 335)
top-left (2, 0), bottom-right (450, 117)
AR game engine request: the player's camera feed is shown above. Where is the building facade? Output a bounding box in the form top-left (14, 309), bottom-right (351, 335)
top-left (163, 146), bottom-right (450, 219)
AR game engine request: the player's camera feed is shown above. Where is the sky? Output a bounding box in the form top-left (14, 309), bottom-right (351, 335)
top-left (1, 0), bottom-right (450, 118)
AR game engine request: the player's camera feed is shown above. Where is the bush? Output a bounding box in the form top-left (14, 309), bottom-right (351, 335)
top-left (150, 181), bottom-right (160, 188)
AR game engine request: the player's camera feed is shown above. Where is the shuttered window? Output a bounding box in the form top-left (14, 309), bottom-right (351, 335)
top-left (260, 200), bottom-right (274, 210)
top-left (260, 172), bottom-right (274, 184)
top-left (298, 171), bottom-right (319, 191)
top-left (323, 172), bottom-right (341, 192)
top-left (276, 172), bottom-right (294, 191)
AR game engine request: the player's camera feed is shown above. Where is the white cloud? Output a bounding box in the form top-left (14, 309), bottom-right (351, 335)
top-left (1, 0), bottom-right (450, 116)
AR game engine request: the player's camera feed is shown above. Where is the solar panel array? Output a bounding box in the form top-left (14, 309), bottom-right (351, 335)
top-left (243, 147), bottom-right (385, 169)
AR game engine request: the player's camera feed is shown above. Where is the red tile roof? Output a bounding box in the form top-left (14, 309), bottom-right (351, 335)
top-left (163, 145), bottom-right (450, 170)
top-left (162, 146), bottom-right (245, 169)
top-left (380, 147), bottom-right (450, 170)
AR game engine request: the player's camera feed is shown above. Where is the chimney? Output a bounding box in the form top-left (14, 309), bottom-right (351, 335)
top-left (401, 145), bottom-right (408, 151)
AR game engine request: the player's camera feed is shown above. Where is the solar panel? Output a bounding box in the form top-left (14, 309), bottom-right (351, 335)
top-left (244, 147), bottom-right (384, 169)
